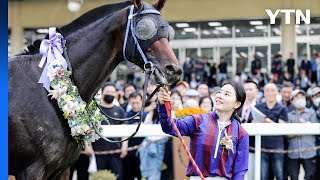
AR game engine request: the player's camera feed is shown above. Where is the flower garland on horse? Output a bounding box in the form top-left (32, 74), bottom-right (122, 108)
top-left (39, 28), bottom-right (105, 145)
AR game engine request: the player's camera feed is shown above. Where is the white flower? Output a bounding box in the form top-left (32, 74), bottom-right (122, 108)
top-left (71, 126), bottom-right (77, 136)
top-left (62, 101), bottom-right (80, 114)
top-left (76, 127), bottom-right (81, 134)
top-left (94, 90), bottom-right (102, 104)
top-left (80, 124), bottom-right (90, 133)
top-left (48, 85), bottom-right (68, 100)
top-left (46, 62), bottom-right (104, 143)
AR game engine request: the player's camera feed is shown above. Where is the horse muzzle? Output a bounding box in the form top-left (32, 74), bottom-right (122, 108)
top-left (152, 64), bottom-right (183, 86)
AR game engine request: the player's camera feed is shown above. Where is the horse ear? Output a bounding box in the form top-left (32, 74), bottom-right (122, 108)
top-left (132, 0), bottom-right (142, 9)
top-left (153, 0), bottom-right (166, 11)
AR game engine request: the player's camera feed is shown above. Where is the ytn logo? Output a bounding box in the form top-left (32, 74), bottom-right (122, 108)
top-left (266, 9), bottom-right (310, 25)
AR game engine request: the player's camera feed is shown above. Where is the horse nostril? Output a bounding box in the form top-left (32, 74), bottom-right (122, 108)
top-left (165, 64), bottom-right (183, 76)
top-left (165, 65), bottom-right (174, 74)
top-left (176, 68), bottom-right (183, 76)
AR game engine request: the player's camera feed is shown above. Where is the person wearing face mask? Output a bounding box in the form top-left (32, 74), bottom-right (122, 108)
top-left (287, 89), bottom-right (318, 180)
top-left (310, 87), bottom-right (320, 119)
top-left (92, 82), bottom-right (127, 180)
top-left (157, 81), bottom-right (249, 180)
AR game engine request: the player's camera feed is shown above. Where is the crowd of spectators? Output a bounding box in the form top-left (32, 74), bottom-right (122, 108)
top-left (71, 51), bottom-right (320, 180)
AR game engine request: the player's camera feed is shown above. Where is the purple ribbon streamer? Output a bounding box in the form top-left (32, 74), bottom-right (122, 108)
top-left (38, 27), bottom-right (68, 91)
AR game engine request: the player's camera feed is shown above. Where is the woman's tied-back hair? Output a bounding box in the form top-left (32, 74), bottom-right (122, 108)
top-left (222, 80), bottom-right (246, 123)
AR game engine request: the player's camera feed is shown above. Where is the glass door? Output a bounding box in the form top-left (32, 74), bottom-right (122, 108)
top-left (235, 47), bottom-right (249, 75)
top-left (219, 47), bottom-right (233, 77)
top-left (185, 48), bottom-right (197, 60)
top-left (254, 46), bottom-right (268, 73)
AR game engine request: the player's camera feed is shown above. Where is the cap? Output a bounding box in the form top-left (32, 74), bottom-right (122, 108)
top-left (311, 87), bottom-right (320, 97)
top-left (290, 89), bottom-right (306, 100)
top-left (176, 80), bottom-right (189, 89)
top-left (185, 89), bottom-right (199, 97)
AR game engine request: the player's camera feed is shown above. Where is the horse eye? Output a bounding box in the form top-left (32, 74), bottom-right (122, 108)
top-left (168, 25), bottom-right (175, 41)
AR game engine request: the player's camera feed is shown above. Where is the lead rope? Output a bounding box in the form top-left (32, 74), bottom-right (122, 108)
top-left (91, 67), bottom-right (153, 143)
top-left (163, 88), bottom-right (205, 180)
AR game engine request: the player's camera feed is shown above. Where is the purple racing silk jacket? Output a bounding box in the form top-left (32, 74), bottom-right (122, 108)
top-left (158, 104), bottom-right (249, 180)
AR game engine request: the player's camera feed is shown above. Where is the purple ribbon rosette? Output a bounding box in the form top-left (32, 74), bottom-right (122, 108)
top-left (38, 27), bottom-right (68, 91)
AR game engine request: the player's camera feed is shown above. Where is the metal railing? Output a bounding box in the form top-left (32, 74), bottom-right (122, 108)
top-left (101, 123), bottom-right (320, 180)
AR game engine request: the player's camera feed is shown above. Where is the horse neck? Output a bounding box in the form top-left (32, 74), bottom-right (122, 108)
top-left (64, 9), bottom-right (127, 103)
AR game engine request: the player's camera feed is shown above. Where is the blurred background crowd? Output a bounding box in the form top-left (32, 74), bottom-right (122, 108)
top-left (70, 51), bottom-right (320, 179)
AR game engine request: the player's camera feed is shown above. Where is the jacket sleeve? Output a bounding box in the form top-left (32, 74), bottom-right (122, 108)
top-left (233, 133), bottom-right (249, 180)
top-left (157, 104), bottom-right (196, 137)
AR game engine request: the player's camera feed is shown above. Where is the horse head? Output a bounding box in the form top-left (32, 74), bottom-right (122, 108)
top-left (124, 0), bottom-right (183, 86)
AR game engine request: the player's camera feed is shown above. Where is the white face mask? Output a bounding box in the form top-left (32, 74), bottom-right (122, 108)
top-left (313, 97), bottom-right (320, 107)
top-left (294, 99), bottom-right (306, 109)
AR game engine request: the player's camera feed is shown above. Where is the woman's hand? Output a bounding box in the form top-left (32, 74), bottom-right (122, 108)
top-left (157, 87), bottom-right (171, 104)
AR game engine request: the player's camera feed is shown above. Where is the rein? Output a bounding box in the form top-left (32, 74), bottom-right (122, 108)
top-left (91, 5), bottom-right (163, 143)
top-left (122, 5), bottom-right (161, 63)
top-left (96, 84), bottom-right (160, 122)
top-left (38, 5), bottom-right (165, 144)
top-left (92, 66), bottom-right (161, 143)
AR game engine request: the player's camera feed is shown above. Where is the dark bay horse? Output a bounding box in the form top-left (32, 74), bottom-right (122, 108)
top-left (9, 0), bottom-right (182, 179)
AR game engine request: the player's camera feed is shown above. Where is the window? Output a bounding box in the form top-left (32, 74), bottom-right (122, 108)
top-left (309, 17), bottom-right (320, 35)
top-left (297, 43), bottom-right (307, 66)
top-left (235, 20), bottom-right (268, 37)
top-left (186, 48), bottom-right (197, 60)
top-left (200, 21), bottom-right (232, 38)
top-left (170, 22), bottom-right (199, 40)
top-left (270, 19), bottom-right (281, 37)
top-left (220, 47), bottom-right (233, 72)
top-left (201, 48), bottom-right (213, 60)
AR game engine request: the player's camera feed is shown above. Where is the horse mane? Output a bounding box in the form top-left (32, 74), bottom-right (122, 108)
top-left (60, 1), bottom-right (132, 35)
top-left (19, 1), bottom-right (132, 55)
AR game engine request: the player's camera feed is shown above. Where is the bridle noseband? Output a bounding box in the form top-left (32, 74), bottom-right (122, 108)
top-left (92, 5), bottom-right (165, 143)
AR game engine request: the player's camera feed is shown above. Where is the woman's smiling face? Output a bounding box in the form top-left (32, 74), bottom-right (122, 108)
top-left (214, 84), bottom-right (240, 113)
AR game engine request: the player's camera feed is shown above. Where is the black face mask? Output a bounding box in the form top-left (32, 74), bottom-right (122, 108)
top-left (103, 95), bottom-right (114, 104)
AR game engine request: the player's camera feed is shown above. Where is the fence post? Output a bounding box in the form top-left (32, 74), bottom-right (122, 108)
top-left (255, 135), bottom-right (261, 180)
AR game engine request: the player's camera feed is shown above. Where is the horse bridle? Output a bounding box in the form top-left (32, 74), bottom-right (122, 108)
top-left (92, 5), bottom-right (166, 143)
